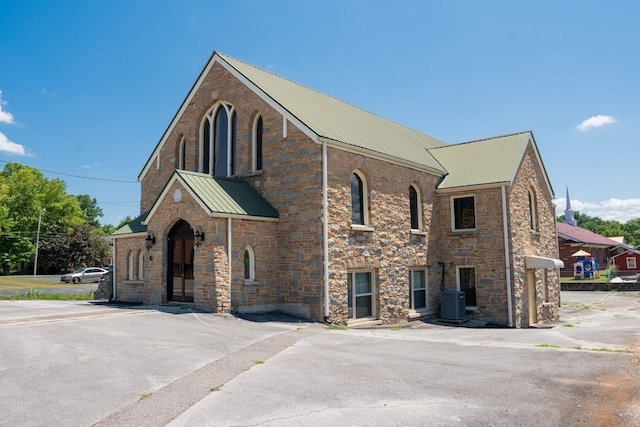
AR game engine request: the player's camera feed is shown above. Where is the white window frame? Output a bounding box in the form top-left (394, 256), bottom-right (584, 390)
top-left (409, 268), bottom-right (428, 312)
top-left (128, 251), bottom-right (135, 280)
top-left (252, 115), bottom-right (263, 172)
top-left (347, 270), bottom-right (375, 320)
top-left (626, 257), bottom-right (637, 269)
top-left (199, 102), bottom-right (236, 177)
top-left (244, 246), bottom-right (255, 282)
top-left (137, 250), bottom-right (144, 280)
top-left (409, 184), bottom-right (422, 231)
top-left (456, 265), bottom-right (477, 309)
top-left (351, 170), bottom-right (369, 227)
top-left (450, 194), bottom-right (477, 232)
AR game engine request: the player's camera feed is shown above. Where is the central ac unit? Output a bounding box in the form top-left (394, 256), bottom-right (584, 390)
top-left (441, 291), bottom-right (466, 320)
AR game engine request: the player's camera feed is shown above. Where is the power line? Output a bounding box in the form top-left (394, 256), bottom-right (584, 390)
top-left (0, 160), bottom-right (138, 184)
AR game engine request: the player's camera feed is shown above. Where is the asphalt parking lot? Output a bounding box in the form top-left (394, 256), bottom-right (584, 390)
top-left (0, 291), bottom-right (639, 427)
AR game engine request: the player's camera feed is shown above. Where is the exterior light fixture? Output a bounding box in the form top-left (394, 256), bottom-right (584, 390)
top-left (194, 225), bottom-right (205, 247)
top-left (145, 230), bottom-right (156, 250)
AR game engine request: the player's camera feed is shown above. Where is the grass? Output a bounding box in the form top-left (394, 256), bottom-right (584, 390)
top-left (139, 392), bottom-right (152, 400)
top-left (0, 289), bottom-right (93, 301)
top-left (0, 276), bottom-right (94, 301)
top-left (254, 360), bottom-right (264, 365)
top-left (537, 343), bottom-right (633, 353)
top-left (536, 343), bottom-right (561, 348)
top-left (560, 270), bottom-right (610, 284)
top-left (326, 325), bottom-right (347, 330)
top-left (209, 385), bottom-right (223, 392)
top-left (563, 323), bottom-right (575, 327)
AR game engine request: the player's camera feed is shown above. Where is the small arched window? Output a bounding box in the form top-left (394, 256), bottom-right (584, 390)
top-left (137, 250), bottom-right (144, 280)
top-left (351, 171), bottom-right (367, 225)
top-left (253, 115), bottom-right (263, 172)
top-left (529, 189), bottom-right (538, 231)
top-left (200, 103), bottom-right (237, 177)
top-left (128, 251), bottom-right (135, 280)
top-left (409, 184), bottom-right (422, 230)
top-left (244, 246), bottom-right (255, 281)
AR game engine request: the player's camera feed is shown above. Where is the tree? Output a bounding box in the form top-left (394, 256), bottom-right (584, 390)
top-left (0, 162), bottom-right (85, 273)
top-left (558, 211), bottom-right (640, 247)
top-left (38, 223), bottom-right (111, 273)
top-left (75, 194), bottom-right (104, 228)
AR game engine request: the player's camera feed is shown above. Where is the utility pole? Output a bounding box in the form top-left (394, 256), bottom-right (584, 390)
top-left (33, 208), bottom-right (44, 276)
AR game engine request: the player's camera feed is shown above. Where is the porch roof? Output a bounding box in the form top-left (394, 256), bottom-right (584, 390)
top-left (525, 255), bottom-right (564, 269)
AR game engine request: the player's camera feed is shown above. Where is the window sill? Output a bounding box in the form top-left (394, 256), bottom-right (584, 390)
top-left (351, 225), bottom-right (375, 232)
top-left (451, 228), bottom-right (477, 233)
top-left (244, 280), bottom-right (262, 286)
top-left (410, 229), bottom-right (428, 236)
top-left (409, 309), bottom-right (433, 319)
top-left (531, 230), bottom-right (541, 235)
top-left (124, 280), bottom-right (145, 285)
top-left (245, 170), bottom-right (264, 177)
top-left (465, 306), bottom-right (479, 313)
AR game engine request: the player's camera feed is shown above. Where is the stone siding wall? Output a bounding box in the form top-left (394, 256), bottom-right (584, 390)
top-left (434, 188), bottom-right (510, 325)
top-left (508, 144), bottom-right (561, 327)
top-left (326, 147), bottom-right (441, 325)
top-left (135, 63), bottom-right (324, 319)
top-left (113, 234), bottom-right (148, 303)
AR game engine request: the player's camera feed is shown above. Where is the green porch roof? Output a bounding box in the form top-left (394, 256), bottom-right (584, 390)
top-left (430, 131), bottom-right (532, 190)
top-left (113, 211), bottom-right (149, 236)
top-left (175, 170), bottom-right (278, 219)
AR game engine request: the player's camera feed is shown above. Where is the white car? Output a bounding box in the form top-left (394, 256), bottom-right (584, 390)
top-left (60, 267), bottom-right (109, 284)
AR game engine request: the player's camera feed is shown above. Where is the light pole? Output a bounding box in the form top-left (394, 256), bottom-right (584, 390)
top-left (33, 208), bottom-right (44, 276)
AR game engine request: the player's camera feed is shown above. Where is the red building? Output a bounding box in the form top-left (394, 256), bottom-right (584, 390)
top-left (611, 248), bottom-right (640, 276)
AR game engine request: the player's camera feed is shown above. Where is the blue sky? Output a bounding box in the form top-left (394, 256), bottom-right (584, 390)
top-left (1, 0), bottom-right (639, 226)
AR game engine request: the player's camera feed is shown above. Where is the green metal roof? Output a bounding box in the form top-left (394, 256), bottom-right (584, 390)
top-left (113, 211), bottom-right (149, 236)
top-left (176, 170), bottom-right (278, 218)
top-left (430, 131), bottom-right (532, 190)
top-left (218, 53), bottom-right (447, 173)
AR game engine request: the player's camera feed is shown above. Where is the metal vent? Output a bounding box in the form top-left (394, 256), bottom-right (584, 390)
top-left (441, 291), bottom-right (466, 320)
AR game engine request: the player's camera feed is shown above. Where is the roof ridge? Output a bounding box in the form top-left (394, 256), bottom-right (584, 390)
top-left (217, 52), bottom-right (448, 147)
top-left (430, 130), bottom-right (532, 150)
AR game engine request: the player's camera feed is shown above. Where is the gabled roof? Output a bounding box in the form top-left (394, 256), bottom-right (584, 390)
top-left (112, 211), bottom-right (149, 236)
top-left (139, 51), bottom-right (447, 181)
top-left (557, 222), bottom-right (621, 247)
top-left (611, 247), bottom-right (640, 259)
top-left (144, 170), bottom-right (278, 225)
top-left (429, 131), bottom-right (554, 195)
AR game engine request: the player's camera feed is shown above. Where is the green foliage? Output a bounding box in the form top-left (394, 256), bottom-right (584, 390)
top-left (38, 223), bottom-right (110, 272)
top-left (558, 211), bottom-right (639, 246)
top-left (0, 162), bottom-right (110, 273)
top-left (0, 290), bottom-right (94, 300)
top-left (75, 194), bottom-right (104, 228)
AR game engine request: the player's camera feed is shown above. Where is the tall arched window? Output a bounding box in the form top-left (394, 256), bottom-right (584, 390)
top-left (244, 246), bottom-right (255, 281)
top-left (351, 171), bottom-right (367, 225)
top-left (128, 251), bottom-right (135, 280)
top-left (409, 184), bottom-right (422, 230)
top-left (252, 115), bottom-right (263, 172)
top-left (529, 189), bottom-right (538, 231)
top-left (200, 103), bottom-right (237, 177)
top-left (178, 136), bottom-right (185, 170)
top-left (137, 250), bottom-right (144, 280)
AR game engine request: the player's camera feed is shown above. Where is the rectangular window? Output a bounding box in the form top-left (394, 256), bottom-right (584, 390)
top-left (456, 266), bottom-right (477, 307)
top-left (347, 271), bottom-right (374, 319)
top-left (627, 257), bottom-right (637, 269)
top-left (409, 269), bottom-right (427, 310)
top-left (452, 196), bottom-right (476, 230)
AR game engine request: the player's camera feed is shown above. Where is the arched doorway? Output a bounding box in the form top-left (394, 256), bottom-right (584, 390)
top-left (167, 220), bottom-right (194, 302)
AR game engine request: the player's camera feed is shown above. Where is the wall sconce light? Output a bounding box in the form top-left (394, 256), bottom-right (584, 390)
top-left (145, 230), bottom-right (156, 250)
top-left (194, 225), bottom-right (205, 247)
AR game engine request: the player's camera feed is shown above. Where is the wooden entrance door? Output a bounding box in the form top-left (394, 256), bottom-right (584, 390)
top-left (167, 220), bottom-right (194, 303)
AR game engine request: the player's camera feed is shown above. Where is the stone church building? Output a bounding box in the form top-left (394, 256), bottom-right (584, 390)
top-left (112, 51), bottom-right (563, 328)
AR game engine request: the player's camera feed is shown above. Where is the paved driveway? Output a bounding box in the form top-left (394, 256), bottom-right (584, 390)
top-left (0, 291), bottom-right (639, 427)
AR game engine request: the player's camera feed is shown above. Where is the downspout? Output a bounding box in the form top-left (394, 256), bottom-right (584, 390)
top-left (322, 141), bottom-right (330, 320)
top-left (228, 218), bottom-right (232, 292)
top-left (502, 185), bottom-right (513, 327)
top-left (111, 239), bottom-right (116, 301)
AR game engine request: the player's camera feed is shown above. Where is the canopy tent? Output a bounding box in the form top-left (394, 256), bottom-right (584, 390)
top-left (571, 249), bottom-right (591, 257)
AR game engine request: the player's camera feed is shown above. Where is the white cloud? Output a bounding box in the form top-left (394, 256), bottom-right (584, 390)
top-left (41, 88), bottom-right (56, 98)
top-left (0, 131), bottom-right (27, 156)
top-left (0, 90), bottom-right (15, 124)
top-left (554, 197), bottom-right (640, 223)
top-left (576, 115), bottom-right (617, 131)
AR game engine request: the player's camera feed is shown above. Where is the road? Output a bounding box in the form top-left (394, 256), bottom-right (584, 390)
top-left (0, 291), bottom-right (638, 426)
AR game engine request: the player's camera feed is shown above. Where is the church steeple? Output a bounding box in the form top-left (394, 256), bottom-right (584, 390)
top-left (564, 187), bottom-right (577, 226)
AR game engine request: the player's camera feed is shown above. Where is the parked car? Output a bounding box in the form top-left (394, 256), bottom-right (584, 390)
top-left (60, 267), bottom-right (109, 284)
